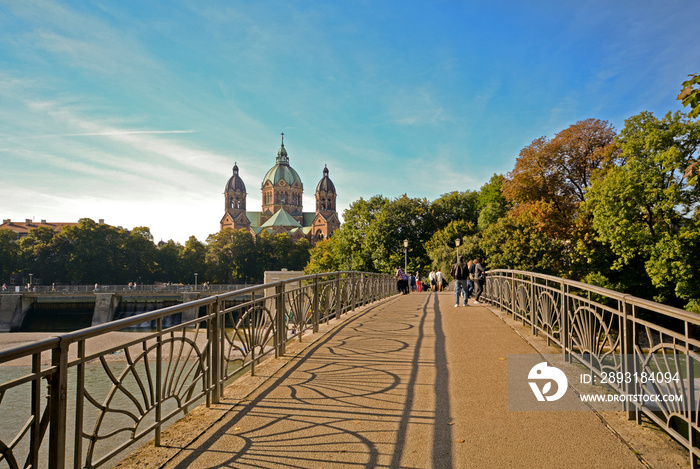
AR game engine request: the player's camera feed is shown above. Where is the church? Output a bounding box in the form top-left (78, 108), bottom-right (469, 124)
top-left (220, 135), bottom-right (340, 243)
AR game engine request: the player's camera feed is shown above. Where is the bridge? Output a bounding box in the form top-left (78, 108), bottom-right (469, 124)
top-left (0, 271), bottom-right (698, 468)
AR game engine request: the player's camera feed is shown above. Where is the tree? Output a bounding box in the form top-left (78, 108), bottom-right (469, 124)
top-left (678, 73), bottom-right (700, 119)
top-left (586, 111), bottom-right (700, 307)
top-left (430, 191), bottom-right (478, 231)
top-left (480, 206), bottom-right (568, 274)
top-left (155, 240), bottom-right (184, 282)
top-left (0, 229), bottom-right (20, 282)
top-left (305, 239), bottom-right (339, 274)
top-left (330, 196), bottom-right (390, 272)
top-left (181, 236), bottom-right (207, 283)
top-left (502, 119), bottom-right (617, 214)
top-left (476, 174), bottom-right (508, 231)
top-left (205, 229), bottom-right (259, 283)
top-left (18, 226), bottom-right (58, 283)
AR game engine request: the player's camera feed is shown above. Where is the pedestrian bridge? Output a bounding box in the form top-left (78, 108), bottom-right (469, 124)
top-left (0, 271), bottom-right (698, 468)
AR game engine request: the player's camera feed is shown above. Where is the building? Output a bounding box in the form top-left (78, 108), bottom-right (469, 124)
top-left (220, 135), bottom-right (340, 243)
top-left (0, 219), bottom-right (81, 237)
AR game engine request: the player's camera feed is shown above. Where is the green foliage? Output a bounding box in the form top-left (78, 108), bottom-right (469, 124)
top-left (586, 111), bottom-right (700, 308)
top-left (329, 194), bottom-right (435, 275)
top-left (678, 73), bottom-right (700, 119)
top-left (0, 229), bottom-right (20, 282)
top-left (1, 219), bottom-right (309, 286)
top-left (305, 239), bottom-right (339, 274)
top-left (430, 191), bottom-right (478, 230)
top-left (480, 210), bottom-right (566, 274)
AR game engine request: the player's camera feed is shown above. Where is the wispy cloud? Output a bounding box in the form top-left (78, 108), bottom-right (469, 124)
top-left (0, 130), bottom-right (194, 141)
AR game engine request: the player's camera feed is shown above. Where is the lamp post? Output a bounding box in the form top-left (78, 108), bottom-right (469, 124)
top-left (455, 238), bottom-right (461, 262)
top-left (403, 239), bottom-right (408, 272)
top-left (28, 273), bottom-right (33, 291)
top-left (194, 273), bottom-right (198, 291)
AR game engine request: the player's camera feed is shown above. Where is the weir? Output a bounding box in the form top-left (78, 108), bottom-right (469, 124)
top-left (0, 289), bottom-right (247, 332)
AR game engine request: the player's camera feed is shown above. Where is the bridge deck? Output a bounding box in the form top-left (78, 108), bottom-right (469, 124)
top-left (125, 293), bottom-right (668, 468)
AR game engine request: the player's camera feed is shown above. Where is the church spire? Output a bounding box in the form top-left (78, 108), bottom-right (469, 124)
top-left (276, 132), bottom-right (289, 165)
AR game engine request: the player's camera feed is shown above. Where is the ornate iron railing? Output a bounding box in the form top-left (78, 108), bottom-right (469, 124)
top-left (484, 269), bottom-right (700, 468)
top-left (0, 271), bottom-right (395, 469)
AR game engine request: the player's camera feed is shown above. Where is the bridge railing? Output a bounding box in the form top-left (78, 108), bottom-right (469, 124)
top-left (484, 269), bottom-right (699, 468)
top-left (0, 271), bottom-right (395, 469)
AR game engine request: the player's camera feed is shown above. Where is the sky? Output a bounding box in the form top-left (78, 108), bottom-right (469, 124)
top-left (1, 1), bottom-right (698, 244)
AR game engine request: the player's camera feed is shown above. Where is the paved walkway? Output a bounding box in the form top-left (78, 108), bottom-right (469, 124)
top-left (148, 292), bottom-right (649, 468)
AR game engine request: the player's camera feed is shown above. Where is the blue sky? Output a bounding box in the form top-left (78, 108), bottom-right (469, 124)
top-left (1, 1), bottom-right (697, 243)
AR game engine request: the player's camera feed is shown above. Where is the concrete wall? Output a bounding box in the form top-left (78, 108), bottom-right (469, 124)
top-left (91, 294), bottom-right (122, 326)
top-left (0, 295), bottom-right (36, 332)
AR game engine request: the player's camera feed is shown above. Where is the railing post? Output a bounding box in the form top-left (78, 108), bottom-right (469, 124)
top-left (511, 273), bottom-right (516, 316)
top-left (621, 297), bottom-right (637, 422)
top-left (48, 338), bottom-right (68, 469)
top-left (31, 353), bottom-right (42, 468)
top-left (313, 275), bottom-right (320, 333)
top-left (276, 282), bottom-right (286, 356)
top-left (560, 282), bottom-right (568, 357)
top-left (211, 299), bottom-right (222, 404)
top-left (155, 317), bottom-right (163, 446)
top-left (530, 276), bottom-right (536, 334)
top-left (351, 272), bottom-right (357, 312)
top-left (335, 273), bottom-right (342, 318)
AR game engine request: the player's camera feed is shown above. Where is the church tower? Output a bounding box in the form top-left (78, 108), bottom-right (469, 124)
top-left (220, 163), bottom-right (251, 231)
top-left (261, 133), bottom-right (304, 224)
top-left (312, 165), bottom-right (340, 241)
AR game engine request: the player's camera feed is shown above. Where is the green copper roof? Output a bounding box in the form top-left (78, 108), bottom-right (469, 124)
top-left (261, 163), bottom-right (303, 189)
top-left (260, 209), bottom-right (303, 228)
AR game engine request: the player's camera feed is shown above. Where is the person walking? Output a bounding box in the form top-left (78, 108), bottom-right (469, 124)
top-left (473, 257), bottom-right (486, 303)
top-left (429, 269), bottom-right (436, 292)
top-left (466, 259), bottom-right (475, 299)
top-left (415, 271), bottom-right (422, 292)
top-left (435, 268), bottom-right (445, 292)
top-left (450, 255), bottom-right (470, 307)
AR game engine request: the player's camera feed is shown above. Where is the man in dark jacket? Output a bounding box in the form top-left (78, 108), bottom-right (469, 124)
top-left (450, 255), bottom-right (470, 307)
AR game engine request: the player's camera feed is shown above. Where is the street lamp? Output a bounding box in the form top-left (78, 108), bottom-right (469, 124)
top-left (403, 239), bottom-right (408, 272)
top-left (28, 273), bottom-right (33, 291)
top-left (455, 238), bottom-right (461, 262)
top-left (194, 273), bottom-right (198, 291)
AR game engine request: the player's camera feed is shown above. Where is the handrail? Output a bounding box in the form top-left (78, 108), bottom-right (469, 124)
top-left (0, 271), bottom-right (396, 469)
top-left (483, 269), bottom-right (699, 468)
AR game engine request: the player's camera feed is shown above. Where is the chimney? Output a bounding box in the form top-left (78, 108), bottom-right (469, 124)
top-left (2, 219), bottom-right (9, 224)
top-left (25, 219), bottom-right (32, 226)
top-left (99, 219), bottom-right (105, 224)
top-left (41, 219), bottom-right (47, 224)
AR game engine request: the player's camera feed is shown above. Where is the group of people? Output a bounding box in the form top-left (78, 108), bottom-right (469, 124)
top-left (394, 269), bottom-right (423, 294)
top-left (450, 256), bottom-right (486, 307)
top-left (394, 256), bottom-right (486, 304)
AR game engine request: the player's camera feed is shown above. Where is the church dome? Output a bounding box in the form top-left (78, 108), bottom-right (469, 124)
top-left (226, 163), bottom-right (246, 193)
top-left (261, 137), bottom-right (303, 188)
top-left (316, 165), bottom-right (336, 193)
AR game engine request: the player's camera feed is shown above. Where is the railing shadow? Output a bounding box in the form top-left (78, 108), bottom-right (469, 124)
top-left (170, 294), bottom-right (451, 468)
